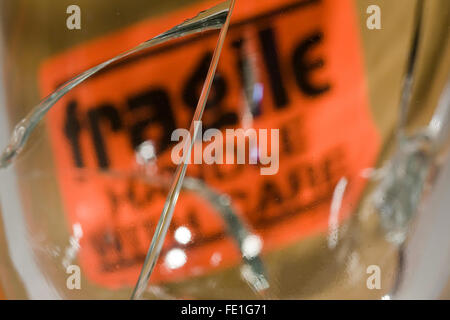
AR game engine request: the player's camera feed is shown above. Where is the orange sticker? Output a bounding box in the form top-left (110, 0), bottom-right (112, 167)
top-left (40, 0), bottom-right (380, 288)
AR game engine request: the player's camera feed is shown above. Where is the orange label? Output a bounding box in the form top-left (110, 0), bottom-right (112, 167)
top-left (40, 0), bottom-right (380, 288)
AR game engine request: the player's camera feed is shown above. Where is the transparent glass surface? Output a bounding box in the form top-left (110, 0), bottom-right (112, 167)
top-left (0, 0), bottom-right (449, 299)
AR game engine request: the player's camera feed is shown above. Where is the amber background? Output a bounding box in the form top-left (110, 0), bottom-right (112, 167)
top-left (0, 0), bottom-right (449, 299)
